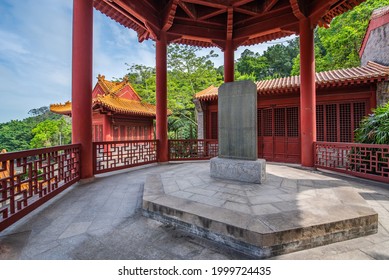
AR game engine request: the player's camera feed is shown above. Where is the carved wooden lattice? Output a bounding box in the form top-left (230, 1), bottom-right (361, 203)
top-left (169, 139), bottom-right (218, 160)
top-left (0, 145), bottom-right (80, 231)
top-left (93, 140), bottom-right (157, 174)
top-left (315, 142), bottom-right (389, 183)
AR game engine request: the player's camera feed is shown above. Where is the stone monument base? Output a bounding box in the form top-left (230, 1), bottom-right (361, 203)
top-left (210, 157), bottom-right (266, 184)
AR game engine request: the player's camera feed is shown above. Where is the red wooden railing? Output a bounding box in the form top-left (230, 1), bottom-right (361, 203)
top-left (169, 139), bottom-right (218, 161)
top-left (93, 140), bottom-right (158, 174)
top-left (0, 144), bottom-right (80, 231)
top-left (315, 142), bottom-right (389, 183)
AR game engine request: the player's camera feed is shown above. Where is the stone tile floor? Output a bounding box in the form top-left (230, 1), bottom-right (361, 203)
top-left (1, 162), bottom-right (389, 260)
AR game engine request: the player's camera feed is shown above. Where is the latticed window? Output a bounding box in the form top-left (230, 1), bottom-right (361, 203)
top-left (263, 109), bottom-right (273, 137)
top-left (316, 101), bottom-right (367, 143)
top-left (274, 108), bottom-right (286, 137)
top-left (287, 107), bottom-right (299, 137)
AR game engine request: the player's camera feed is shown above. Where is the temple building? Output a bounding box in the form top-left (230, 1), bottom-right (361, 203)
top-left (194, 6), bottom-right (389, 164)
top-left (50, 75), bottom-right (158, 141)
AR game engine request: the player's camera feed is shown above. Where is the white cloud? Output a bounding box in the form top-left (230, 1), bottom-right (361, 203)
top-left (0, 0), bottom-right (296, 123)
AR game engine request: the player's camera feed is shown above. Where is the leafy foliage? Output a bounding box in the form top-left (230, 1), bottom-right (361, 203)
top-left (355, 102), bottom-right (389, 144)
top-left (236, 39), bottom-right (299, 80)
top-left (126, 45), bottom-right (223, 139)
top-left (292, 0), bottom-right (389, 74)
top-left (0, 106), bottom-right (71, 151)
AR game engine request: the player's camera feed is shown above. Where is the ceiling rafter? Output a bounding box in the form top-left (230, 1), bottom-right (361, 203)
top-left (168, 22), bottom-right (226, 41)
top-left (179, 1), bottom-right (197, 19)
top-left (181, 0), bottom-right (227, 9)
top-left (111, 0), bottom-right (160, 32)
top-left (174, 16), bottom-right (225, 28)
top-left (102, 0), bottom-right (145, 31)
top-left (198, 7), bottom-right (227, 20)
top-left (162, 0), bottom-right (179, 31)
top-left (235, 11), bottom-right (297, 39)
top-left (263, 0), bottom-right (279, 12)
top-left (231, 0), bottom-right (255, 7)
top-left (234, 1), bottom-right (262, 16)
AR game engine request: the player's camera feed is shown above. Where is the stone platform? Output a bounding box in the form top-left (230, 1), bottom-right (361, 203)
top-left (143, 162), bottom-right (378, 258)
top-left (210, 157), bottom-right (266, 184)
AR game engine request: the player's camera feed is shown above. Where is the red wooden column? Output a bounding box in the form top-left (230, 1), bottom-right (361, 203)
top-left (299, 18), bottom-right (316, 167)
top-left (224, 40), bottom-right (234, 82)
top-left (156, 33), bottom-right (168, 162)
top-left (72, 0), bottom-right (93, 178)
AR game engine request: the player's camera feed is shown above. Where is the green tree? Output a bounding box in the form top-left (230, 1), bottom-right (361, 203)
top-left (30, 117), bottom-right (71, 148)
top-left (167, 45), bottom-right (222, 138)
top-left (0, 120), bottom-right (33, 151)
top-left (126, 64), bottom-right (156, 104)
top-left (236, 37), bottom-right (299, 80)
top-left (0, 106), bottom-right (69, 151)
top-left (292, 0), bottom-right (389, 74)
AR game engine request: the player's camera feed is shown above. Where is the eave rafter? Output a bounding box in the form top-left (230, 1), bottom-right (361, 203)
top-left (95, 0), bottom-right (366, 50)
top-left (162, 0), bottom-right (179, 31)
top-left (110, 0), bottom-right (160, 38)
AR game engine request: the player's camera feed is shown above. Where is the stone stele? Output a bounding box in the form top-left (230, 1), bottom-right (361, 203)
top-left (210, 80), bottom-right (266, 184)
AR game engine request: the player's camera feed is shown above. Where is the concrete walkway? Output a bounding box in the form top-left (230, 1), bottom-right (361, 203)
top-left (0, 162), bottom-right (389, 260)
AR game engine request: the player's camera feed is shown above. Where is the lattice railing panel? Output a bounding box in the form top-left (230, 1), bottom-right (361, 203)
top-left (0, 145), bottom-right (80, 231)
top-left (315, 142), bottom-right (389, 183)
top-left (93, 140), bottom-right (157, 174)
top-left (169, 139), bottom-right (218, 160)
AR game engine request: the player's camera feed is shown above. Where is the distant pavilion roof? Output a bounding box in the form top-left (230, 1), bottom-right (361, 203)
top-left (195, 61), bottom-right (389, 101)
top-left (50, 75), bottom-right (164, 117)
top-left (93, 0), bottom-right (366, 49)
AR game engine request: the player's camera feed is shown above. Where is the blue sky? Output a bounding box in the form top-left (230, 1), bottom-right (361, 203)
top-left (0, 0), bottom-right (291, 123)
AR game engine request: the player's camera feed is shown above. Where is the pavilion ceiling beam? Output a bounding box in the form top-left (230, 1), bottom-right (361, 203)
top-left (198, 8), bottom-right (227, 20)
top-left (263, 0), bottom-right (279, 12)
top-left (231, 0), bottom-right (255, 7)
top-left (174, 16), bottom-right (225, 28)
top-left (112, 0), bottom-right (160, 32)
top-left (168, 23), bottom-right (225, 41)
top-left (162, 0), bottom-right (179, 31)
top-left (235, 12), bottom-right (297, 39)
top-left (102, 0), bottom-right (146, 30)
top-left (181, 0), bottom-right (227, 9)
top-left (179, 1), bottom-right (197, 19)
top-left (234, 0), bottom-right (262, 16)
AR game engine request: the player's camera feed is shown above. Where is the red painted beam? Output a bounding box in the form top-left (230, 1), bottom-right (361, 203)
top-left (234, 11), bottom-right (296, 39)
top-left (156, 33), bottom-right (168, 162)
top-left (299, 17), bottom-right (316, 167)
top-left (179, 1), bottom-right (197, 19)
top-left (72, 0), bottom-right (93, 179)
top-left (112, 0), bottom-right (160, 34)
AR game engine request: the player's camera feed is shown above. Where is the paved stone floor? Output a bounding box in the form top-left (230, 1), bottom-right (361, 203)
top-left (0, 162), bottom-right (389, 260)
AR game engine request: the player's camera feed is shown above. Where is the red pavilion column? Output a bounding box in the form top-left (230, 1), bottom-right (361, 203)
top-left (224, 40), bottom-right (234, 83)
top-left (299, 18), bottom-right (316, 167)
top-left (72, 0), bottom-right (93, 178)
top-left (156, 33), bottom-right (168, 162)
